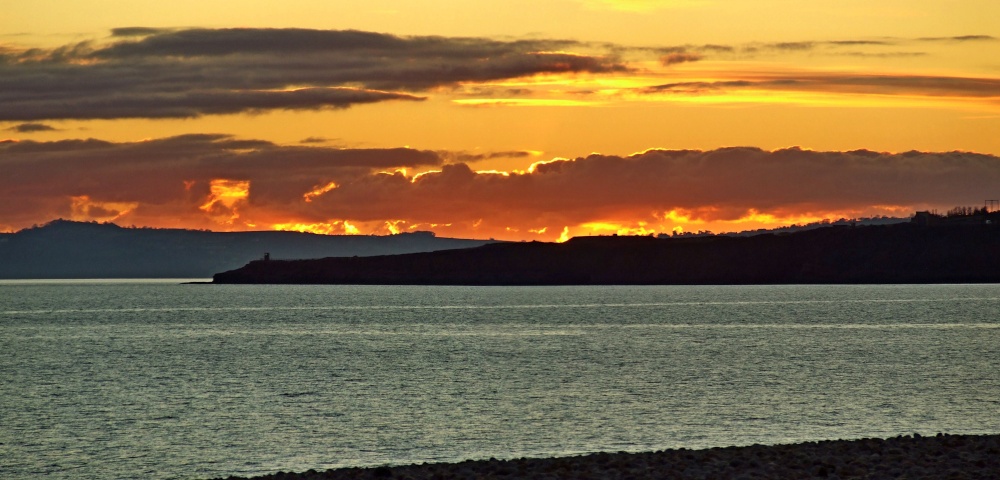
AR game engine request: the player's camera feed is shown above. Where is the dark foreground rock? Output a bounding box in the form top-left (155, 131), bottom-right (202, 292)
top-left (214, 223), bottom-right (1000, 285)
top-left (212, 433), bottom-right (1000, 480)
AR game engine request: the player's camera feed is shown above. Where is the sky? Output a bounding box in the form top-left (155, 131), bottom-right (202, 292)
top-left (2, 0), bottom-right (999, 240)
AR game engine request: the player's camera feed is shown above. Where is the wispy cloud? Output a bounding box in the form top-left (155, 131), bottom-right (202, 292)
top-left (5, 122), bottom-right (57, 132)
top-left (639, 73), bottom-right (1000, 99)
top-left (647, 35), bottom-right (993, 60)
top-left (660, 52), bottom-right (702, 65)
top-left (917, 35), bottom-right (996, 42)
top-left (109, 27), bottom-right (173, 37)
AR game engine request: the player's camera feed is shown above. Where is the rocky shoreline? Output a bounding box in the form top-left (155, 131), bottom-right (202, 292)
top-left (213, 433), bottom-right (999, 479)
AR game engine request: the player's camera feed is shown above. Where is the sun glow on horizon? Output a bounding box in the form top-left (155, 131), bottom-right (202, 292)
top-left (273, 220), bottom-right (361, 235)
top-left (3, 11), bottom-right (998, 238)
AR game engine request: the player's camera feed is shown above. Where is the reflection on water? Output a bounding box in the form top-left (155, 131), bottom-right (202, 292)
top-left (1, 283), bottom-right (998, 479)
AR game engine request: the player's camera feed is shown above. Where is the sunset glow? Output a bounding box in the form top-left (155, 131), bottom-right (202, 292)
top-left (70, 196), bottom-right (139, 223)
top-left (199, 179), bottom-right (250, 226)
top-left (273, 221), bottom-right (360, 236)
top-left (1, 2), bottom-right (998, 240)
top-left (303, 182), bottom-right (339, 203)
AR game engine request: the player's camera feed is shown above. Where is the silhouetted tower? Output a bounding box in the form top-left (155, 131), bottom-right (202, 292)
top-left (263, 252), bottom-right (270, 261)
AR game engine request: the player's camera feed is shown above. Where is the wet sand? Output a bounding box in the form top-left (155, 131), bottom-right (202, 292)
top-left (213, 433), bottom-right (999, 479)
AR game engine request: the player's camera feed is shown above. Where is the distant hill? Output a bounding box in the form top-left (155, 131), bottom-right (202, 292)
top-left (214, 222), bottom-right (1000, 285)
top-left (0, 220), bottom-right (497, 279)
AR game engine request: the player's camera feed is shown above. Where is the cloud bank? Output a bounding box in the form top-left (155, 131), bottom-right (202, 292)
top-left (3, 135), bottom-right (998, 237)
top-left (0, 28), bottom-right (626, 121)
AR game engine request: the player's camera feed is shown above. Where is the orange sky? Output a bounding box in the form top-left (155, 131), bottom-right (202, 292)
top-left (1, 1), bottom-right (999, 240)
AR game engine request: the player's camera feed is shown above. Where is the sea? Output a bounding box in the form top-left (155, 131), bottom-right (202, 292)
top-left (1, 281), bottom-right (998, 479)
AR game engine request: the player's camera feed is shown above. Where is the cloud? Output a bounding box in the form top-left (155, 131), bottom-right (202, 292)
top-left (918, 35), bottom-right (996, 42)
top-left (0, 134), bottom-right (445, 228)
top-left (835, 51), bottom-right (927, 58)
top-left (650, 36), bottom-right (989, 61)
top-left (1, 29), bottom-right (990, 121)
top-left (827, 40), bottom-right (894, 46)
top-left (303, 148), bottom-right (1000, 230)
top-left (109, 27), bottom-right (172, 37)
top-left (770, 41), bottom-right (816, 51)
top-left (661, 52), bottom-right (702, 65)
top-left (2, 87), bottom-right (424, 121)
top-left (4, 135), bottom-right (999, 237)
top-left (300, 137), bottom-right (333, 144)
top-left (6, 122), bottom-right (56, 132)
top-left (438, 150), bottom-right (537, 163)
top-left (699, 44), bottom-right (736, 53)
top-left (0, 28), bottom-right (627, 121)
top-left (639, 74), bottom-right (1000, 98)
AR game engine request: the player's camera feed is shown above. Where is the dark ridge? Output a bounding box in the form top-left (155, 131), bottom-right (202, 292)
top-left (213, 222), bottom-right (1000, 285)
top-left (0, 219), bottom-right (497, 279)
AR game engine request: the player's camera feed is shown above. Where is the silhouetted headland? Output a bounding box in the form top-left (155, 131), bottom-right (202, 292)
top-left (0, 220), bottom-right (496, 279)
top-left (213, 221), bottom-right (1000, 285)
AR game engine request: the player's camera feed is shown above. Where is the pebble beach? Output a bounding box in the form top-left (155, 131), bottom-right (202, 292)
top-left (213, 433), bottom-right (999, 480)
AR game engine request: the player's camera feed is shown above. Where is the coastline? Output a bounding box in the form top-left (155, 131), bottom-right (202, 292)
top-left (212, 433), bottom-right (999, 479)
top-left (213, 224), bottom-right (1000, 285)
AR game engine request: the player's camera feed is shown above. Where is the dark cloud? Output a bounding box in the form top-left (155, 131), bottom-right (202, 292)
top-left (658, 36), bottom-right (989, 60)
top-left (0, 134), bottom-right (445, 228)
top-left (639, 74), bottom-right (1000, 98)
top-left (645, 38), bottom-right (907, 61)
top-left (758, 40), bottom-right (900, 53)
top-left (0, 134), bottom-right (536, 230)
top-left (653, 46), bottom-right (689, 55)
top-left (302, 147), bottom-right (1000, 231)
top-left (700, 44), bottom-right (736, 53)
top-left (1, 87), bottom-right (424, 121)
top-left (661, 53), bottom-right (702, 65)
top-left (918, 35), bottom-right (996, 42)
top-left (828, 40), bottom-right (894, 46)
top-left (506, 88), bottom-right (535, 96)
top-left (836, 51), bottom-right (928, 58)
top-left (771, 42), bottom-right (816, 51)
top-left (300, 137), bottom-right (333, 144)
top-left (439, 150), bottom-right (536, 163)
top-left (1, 29), bottom-right (988, 122)
top-left (0, 28), bottom-right (627, 121)
top-left (640, 81), bottom-right (755, 95)
top-left (6, 122), bottom-right (56, 132)
top-left (3, 135), bottom-right (998, 236)
top-left (110, 27), bottom-right (172, 37)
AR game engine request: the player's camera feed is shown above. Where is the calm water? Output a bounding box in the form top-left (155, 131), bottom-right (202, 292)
top-left (1, 281), bottom-right (998, 479)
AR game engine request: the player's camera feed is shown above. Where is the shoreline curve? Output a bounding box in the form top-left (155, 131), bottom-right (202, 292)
top-left (211, 433), bottom-right (999, 479)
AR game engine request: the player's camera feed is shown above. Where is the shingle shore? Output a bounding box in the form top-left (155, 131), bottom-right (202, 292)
top-left (212, 433), bottom-right (999, 480)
